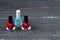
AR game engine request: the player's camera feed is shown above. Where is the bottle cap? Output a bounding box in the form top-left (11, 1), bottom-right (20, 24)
top-left (16, 9), bottom-right (21, 18)
top-left (24, 15), bottom-right (28, 23)
top-left (8, 16), bottom-right (13, 23)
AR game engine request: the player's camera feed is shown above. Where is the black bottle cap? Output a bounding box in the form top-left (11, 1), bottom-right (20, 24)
top-left (24, 15), bottom-right (28, 23)
top-left (8, 16), bottom-right (13, 23)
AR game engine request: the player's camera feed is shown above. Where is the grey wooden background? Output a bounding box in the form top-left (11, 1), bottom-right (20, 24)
top-left (0, 0), bottom-right (60, 40)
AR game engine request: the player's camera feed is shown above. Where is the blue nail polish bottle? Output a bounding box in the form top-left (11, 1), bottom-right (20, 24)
top-left (15, 10), bottom-right (22, 27)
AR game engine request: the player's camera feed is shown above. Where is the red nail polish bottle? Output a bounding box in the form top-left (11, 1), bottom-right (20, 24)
top-left (22, 15), bottom-right (31, 31)
top-left (6, 16), bottom-right (14, 31)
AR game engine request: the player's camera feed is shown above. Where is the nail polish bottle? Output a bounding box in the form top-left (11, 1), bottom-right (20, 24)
top-left (15, 9), bottom-right (22, 27)
top-left (6, 16), bottom-right (15, 31)
top-left (22, 15), bottom-right (31, 31)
